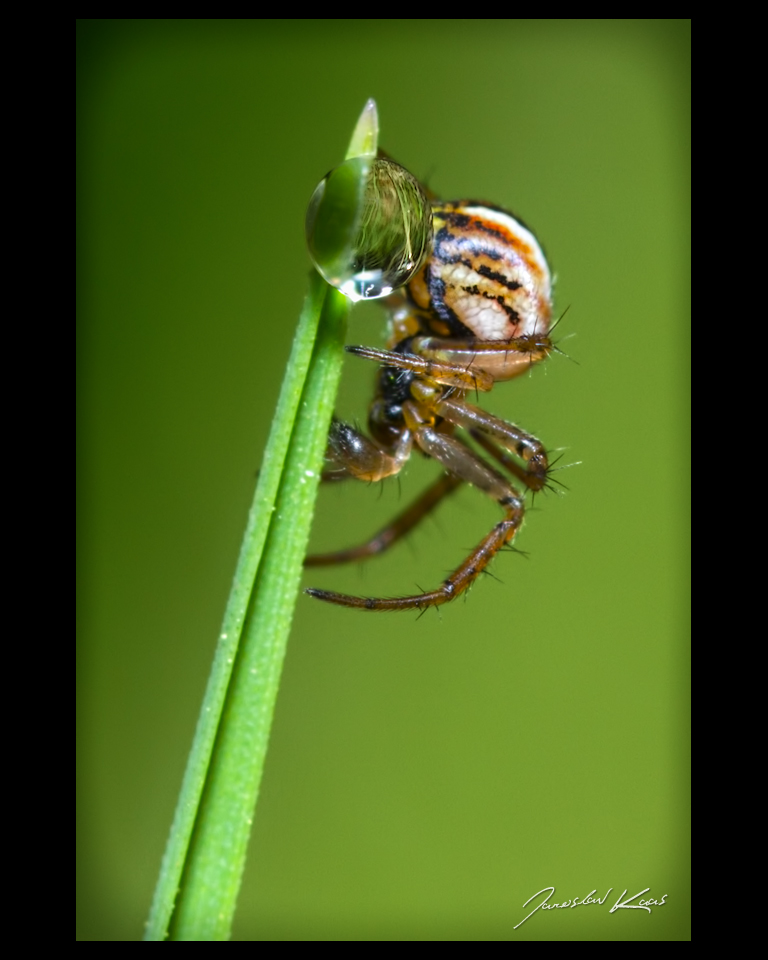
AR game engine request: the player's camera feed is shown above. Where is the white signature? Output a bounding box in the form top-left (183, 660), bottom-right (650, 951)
top-left (514, 886), bottom-right (668, 929)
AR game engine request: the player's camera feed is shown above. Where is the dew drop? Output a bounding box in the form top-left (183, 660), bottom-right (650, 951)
top-left (305, 156), bottom-right (433, 301)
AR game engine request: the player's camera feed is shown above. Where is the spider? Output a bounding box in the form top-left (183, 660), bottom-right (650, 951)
top-left (305, 199), bottom-right (555, 611)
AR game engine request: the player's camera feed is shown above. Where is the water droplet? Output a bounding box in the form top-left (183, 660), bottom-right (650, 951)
top-left (306, 156), bottom-right (433, 301)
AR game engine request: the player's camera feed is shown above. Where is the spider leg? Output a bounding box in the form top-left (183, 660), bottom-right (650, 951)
top-left (346, 345), bottom-right (493, 392)
top-left (466, 430), bottom-right (543, 493)
top-left (349, 332), bottom-right (551, 385)
top-left (305, 404), bottom-right (524, 611)
top-left (431, 396), bottom-right (549, 492)
top-left (412, 334), bottom-right (551, 381)
top-left (305, 472), bottom-right (462, 567)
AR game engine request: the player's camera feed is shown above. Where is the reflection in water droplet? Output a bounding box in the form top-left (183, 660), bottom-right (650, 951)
top-left (305, 156), bottom-right (433, 301)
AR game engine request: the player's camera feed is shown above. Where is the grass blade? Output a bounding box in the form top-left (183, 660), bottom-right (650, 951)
top-left (145, 99), bottom-right (375, 941)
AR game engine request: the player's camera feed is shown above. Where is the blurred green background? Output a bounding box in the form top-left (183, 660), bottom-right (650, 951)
top-left (77, 20), bottom-right (690, 941)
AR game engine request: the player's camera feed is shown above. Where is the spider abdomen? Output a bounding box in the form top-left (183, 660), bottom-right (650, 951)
top-left (407, 201), bottom-right (552, 342)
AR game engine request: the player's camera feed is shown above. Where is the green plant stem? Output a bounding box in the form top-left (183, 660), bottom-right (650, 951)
top-left (144, 274), bottom-right (348, 940)
top-left (145, 99), bottom-right (375, 942)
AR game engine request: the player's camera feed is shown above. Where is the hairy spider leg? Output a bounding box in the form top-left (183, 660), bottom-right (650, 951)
top-left (347, 332), bottom-right (551, 392)
top-left (396, 342), bottom-right (550, 491)
top-left (468, 430), bottom-right (552, 493)
top-left (305, 404), bottom-right (525, 611)
top-left (305, 472), bottom-right (462, 567)
top-left (345, 345), bottom-right (493, 392)
top-left (407, 334), bottom-right (552, 382)
top-left (432, 397), bottom-right (549, 492)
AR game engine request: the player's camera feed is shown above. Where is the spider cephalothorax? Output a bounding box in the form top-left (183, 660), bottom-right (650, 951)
top-left (305, 200), bottom-right (555, 611)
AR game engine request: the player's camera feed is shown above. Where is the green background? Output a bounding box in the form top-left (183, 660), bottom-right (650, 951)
top-left (77, 20), bottom-right (690, 941)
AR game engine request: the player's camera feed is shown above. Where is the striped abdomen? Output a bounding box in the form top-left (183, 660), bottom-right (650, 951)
top-left (407, 201), bottom-right (552, 341)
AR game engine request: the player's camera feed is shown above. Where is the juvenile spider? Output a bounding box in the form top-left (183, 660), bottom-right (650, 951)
top-left (305, 199), bottom-right (554, 611)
